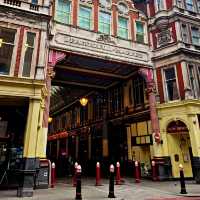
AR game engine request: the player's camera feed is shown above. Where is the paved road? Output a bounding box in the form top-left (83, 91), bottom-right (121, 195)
top-left (0, 178), bottom-right (199, 200)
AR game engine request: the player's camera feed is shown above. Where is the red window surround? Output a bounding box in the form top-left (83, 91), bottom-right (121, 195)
top-left (166, 0), bottom-right (173, 10)
top-left (156, 68), bottom-right (164, 103)
top-left (14, 26), bottom-right (25, 77)
top-left (176, 62), bottom-right (185, 100)
top-left (149, 0), bottom-right (155, 17)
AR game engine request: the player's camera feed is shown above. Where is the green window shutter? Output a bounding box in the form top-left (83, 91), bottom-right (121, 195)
top-left (118, 17), bottom-right (128, 39)
top-left (56, 0), bottom-right (71, 24)
top-left (136, 21), bottom-right (144, 43)
top-left (79, 6), bottom-right (92, 30)
top-left (99, 12), bottom-right (111, 34)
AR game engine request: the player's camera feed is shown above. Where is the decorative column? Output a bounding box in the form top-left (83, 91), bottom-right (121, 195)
top-left (139, 68), bottom-right (160, 144)
top-left (42, 50), bottom-right (66, 138)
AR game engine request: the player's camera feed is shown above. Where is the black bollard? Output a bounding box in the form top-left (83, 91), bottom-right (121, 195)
top-left (108, 164), bottom-right (116, 198)
top-left (179, 164), bottom-right (187, 194)
top-left (75, 165), bottom-right (82, 200)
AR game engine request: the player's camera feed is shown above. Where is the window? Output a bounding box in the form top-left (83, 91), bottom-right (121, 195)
top-left (191, 27), bottom-right (200, 45)
top-left (188, 65), bottom-right (197, 98)
top-left (32, 0), bottom-right (38, 4)
top-left (197, 0), bottom-right (200, 12)
top-left (118, 17), bottom-right (128, 39)
top-left (181, 24), bottom-right (188, 43)
top-left (164, 67), bottom-right (179, 101)
top-left (136, 21), bottom-right (144, 43)
top-left (22, 32), bottom-right (36, 77)
top-left (79, 6), bottom-right (92, 30)
top-left (0, 28), bottom-right (16, 75)
top-left (177, 0), bottom-right (184, 8)
top-left (185, 0), bottom-right (194, 11)
top-left (99, 12), bottom-right (111, 35)
top-left (156, 0), bottom-right (164, 11)
top-left (56, 0), bottom-right (71, 24)
top-left (133, 76), bottom-right (145, 106)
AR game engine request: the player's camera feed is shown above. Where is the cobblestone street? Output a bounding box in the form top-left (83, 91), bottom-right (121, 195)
top-left (0, 178), bottom-right (200, 200)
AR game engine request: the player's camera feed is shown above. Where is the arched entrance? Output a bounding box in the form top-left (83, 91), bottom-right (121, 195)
top-left (167, 120), bottom-right (193, 178)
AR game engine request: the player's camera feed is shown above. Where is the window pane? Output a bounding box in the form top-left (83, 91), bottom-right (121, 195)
top-left (191, 27), bottom-right (200, 45)
top-left (118, 17), bottom-right (128, 39)
top-left (136, 22), bottom-right (144, 43)
top-left (186, 0), bottom-right (194, 11)
top-left (22, 33), bottom-right (36, 77)
top-left (0, 28), bottom-right (16, 75)
top-left (79, 6), bottom-right (92, 30)
top-left (165, 68), bottom-right (179, 101)
top-left (99, 12), bottom-right (111, 34)
top-left (157, 0), bottom-right (164, 10)
top-left (56, 0), bottom-right (71, 24)
top-left (182, 24), bottom-right (188, 42)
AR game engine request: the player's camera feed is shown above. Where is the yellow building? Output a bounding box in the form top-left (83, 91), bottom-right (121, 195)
top-left (0, 0), bottom-right (50, 197)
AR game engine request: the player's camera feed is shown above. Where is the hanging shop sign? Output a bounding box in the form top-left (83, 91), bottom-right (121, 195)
top-left (48, 131), bottom-right (69, 141)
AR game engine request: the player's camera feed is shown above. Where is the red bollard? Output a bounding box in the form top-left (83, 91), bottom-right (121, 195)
top-left (135, 161), bottom-right (140, 183)
top-left (152, 160), bottom-right (157, 181)
top-left (116, 162), bottom-right (121, 185)
top-left (96, 162), bottom-right (101, 186)
top-left (73, 162), bottom-right (78, 187)
top-left (51, 162), bottom-right (56, 188)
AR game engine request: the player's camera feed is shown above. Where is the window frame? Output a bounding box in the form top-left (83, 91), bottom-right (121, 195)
top-left (0, 25), bottom-right (19, 77)
top-left (135, 21), bottom-right (145, 44)
top-left (191, 26), bottom-right (200, 46)
top-left (117, 15), bottom-right (129, 40)
top-left (19, 29), bottom-right (38, 79)
top-left (55, 0), bottom-right (72, 25)
top-left (163, 66), bottom-right (180, 102)
top-left (98, 11), bottom-right (111, 35)
top-left (155, 0), bottom-right (166, 12)
top-left (78, 4), bottom-right (93, 31)
top-left (181, 23), bottom-right (189, 43)
top-left (185, 0), bottom-right (195, 12)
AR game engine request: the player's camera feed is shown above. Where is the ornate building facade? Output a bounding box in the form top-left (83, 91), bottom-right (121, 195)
top-left (147, 0), bottom-right (200, 182)
top-left (0, 0), bottom-right (50, 196)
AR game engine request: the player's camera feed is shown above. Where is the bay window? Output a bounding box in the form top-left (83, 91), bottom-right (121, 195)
top-left (0, 28), bottom-right (16, 75)
top-left (136, 21), bottom-right (144, 43)
top-left (118, 17), bottom-right (128, 39)
top-left (56, 0), bottom-right (71, 24)
top-left (22, 32), bottom-right (36, 77)
top-left (191, 27), bottom-right (200, 45)
top-left (99, 12), bottom-right (111, 35)
top-left (185, 0), bottom-right (194, 11)
top-left (164, 67), bottom-right (179, 101)
top-left (79, 6), bottom-right (92, 30)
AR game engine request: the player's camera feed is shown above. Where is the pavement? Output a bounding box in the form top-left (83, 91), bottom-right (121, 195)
top-left (0, 178), bottom-right (200, 200)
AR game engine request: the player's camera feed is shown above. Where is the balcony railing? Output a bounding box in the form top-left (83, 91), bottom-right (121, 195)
top-left (1, 0), bottom-right (49, 16)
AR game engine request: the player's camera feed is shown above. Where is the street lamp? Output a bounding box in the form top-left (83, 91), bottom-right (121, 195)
top-left (79, 97), bottom-right (88, 107)
top-left (48, 117), bottom-right (53, 123)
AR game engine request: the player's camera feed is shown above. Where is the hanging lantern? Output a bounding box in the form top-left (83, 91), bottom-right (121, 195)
top-left (48, 117), bottom-right (53, 123)
top-left (80, 97), bottom-right (88, 106)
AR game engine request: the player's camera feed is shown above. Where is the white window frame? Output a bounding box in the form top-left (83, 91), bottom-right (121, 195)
top-left (162, 66), bottom-right (180, 102)
top-left (181, 23), bottom-right (189, 43)
top-left (78, 2), bottom-right (94, 31)
top-left (0, 25), bottom-right (19, 77)
top-left (117, 14), bottom-right (130, 40)
top-left (176, 0), bottom-right (184, 8)
top-left (135, 20), bottom-right (148, 44)
top-left (155, 0), bottom-right (166, 12)
top-left (191, 25), bottom-right (200, 46)
top-left (55, 0), bottom-right (72, 25)
top-left (98, 11), bottom-right (111, 35)
top-left (185, 0), bottom-right (195, 12)
top-left (187, 64), bottom-right (198, 98)
top-left (19, 29), bottom-right (39, 79)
